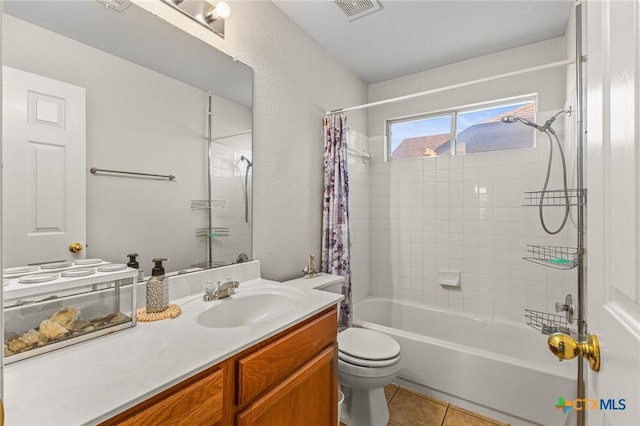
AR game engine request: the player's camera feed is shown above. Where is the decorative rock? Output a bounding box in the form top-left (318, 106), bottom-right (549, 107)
top-left (39, 319), bottom-right (69, 340)
top-left (21, 329), bottom-right (48, 347)
top-left (7, 338), bottom-right (28, 353)
top-left (4, 345), bottom-right (14, 357)
top-left (50, 306), bottom-right (80, 329)
top-left (69, 318), bottom-right (91, 331)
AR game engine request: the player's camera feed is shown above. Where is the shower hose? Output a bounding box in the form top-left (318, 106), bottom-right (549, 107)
top-left (539, 127), bottom-right (570, 235)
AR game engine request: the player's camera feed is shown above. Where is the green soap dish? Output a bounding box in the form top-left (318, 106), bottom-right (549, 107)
top-left (549, 257), bottom-right (572, 265)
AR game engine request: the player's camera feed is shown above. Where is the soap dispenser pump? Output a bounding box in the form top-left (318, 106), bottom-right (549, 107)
top-left (126, 253), bottom-right (145, 282)
top-left (146, 258), bottom-right (169, 313)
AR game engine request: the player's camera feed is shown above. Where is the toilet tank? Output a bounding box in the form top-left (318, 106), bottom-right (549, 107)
top-left (282, 273), bottom-right (344, 293)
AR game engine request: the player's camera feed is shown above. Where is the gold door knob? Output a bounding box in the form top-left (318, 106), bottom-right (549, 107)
top-left (548, 332), bottom-right (601, 372)
top-left (68, 242), bottom-right (83, 253)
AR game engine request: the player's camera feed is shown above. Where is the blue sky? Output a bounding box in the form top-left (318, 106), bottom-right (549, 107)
top-left (389, 103), bottom-right (529, 152)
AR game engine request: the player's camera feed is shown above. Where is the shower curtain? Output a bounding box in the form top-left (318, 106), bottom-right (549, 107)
top-left (321, 113), bottom-right (352, 330)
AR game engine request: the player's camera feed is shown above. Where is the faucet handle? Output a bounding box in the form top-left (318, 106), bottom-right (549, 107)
top-left (203, 280), bottom-right (220, 301)
top-left (203, 280), bottom-right (218, 295)
top-left (224, 276), bottom-right (239, 288)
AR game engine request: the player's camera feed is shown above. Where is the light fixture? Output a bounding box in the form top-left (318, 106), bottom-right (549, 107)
top-left (161, 0), bottom-right (229, 38)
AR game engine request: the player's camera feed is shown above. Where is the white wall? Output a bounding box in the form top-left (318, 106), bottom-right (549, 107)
top-left (132, 1), bottom-right (369, 281)
top-left (367, 37), bottom-right (577, 322)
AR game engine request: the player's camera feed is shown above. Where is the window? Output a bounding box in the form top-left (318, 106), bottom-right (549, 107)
top-left (387, 98), bottom-right (536, 160)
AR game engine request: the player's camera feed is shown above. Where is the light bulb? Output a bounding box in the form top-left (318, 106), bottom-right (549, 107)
top-left (204, 0), bottom-right (231, 22)
top-left (213, 1), bottom-right (231, 19)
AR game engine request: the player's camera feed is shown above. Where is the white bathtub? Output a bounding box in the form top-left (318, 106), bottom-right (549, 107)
top-left (353, 297), bottom-right (576, 426)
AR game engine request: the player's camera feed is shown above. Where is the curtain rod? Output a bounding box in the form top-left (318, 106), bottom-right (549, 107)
top-left (326, 58), bottom-right (575, 115)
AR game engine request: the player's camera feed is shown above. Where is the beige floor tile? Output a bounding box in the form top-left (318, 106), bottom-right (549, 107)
top-left (388, 388), bottom-right (448, 426)
top-left (385, 383), bottom-right (400, 402)
top-left (443, 406), bottom-right (509, 426)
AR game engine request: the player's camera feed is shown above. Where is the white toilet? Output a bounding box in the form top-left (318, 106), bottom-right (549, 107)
top-left (338, 327), bottom-right (402, 426)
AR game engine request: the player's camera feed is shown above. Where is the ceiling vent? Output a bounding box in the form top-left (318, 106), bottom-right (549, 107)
top-left (96, 0), bottom-right (131, 13)
top-left (335, 0), bottom-right (382, 21)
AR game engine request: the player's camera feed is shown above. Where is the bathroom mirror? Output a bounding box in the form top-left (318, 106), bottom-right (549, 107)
top-left (2, 1), bottom-right (253, 275)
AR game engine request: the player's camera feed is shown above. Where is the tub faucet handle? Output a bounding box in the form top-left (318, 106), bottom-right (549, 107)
top-left (555, 294), bottom-right (575, 324)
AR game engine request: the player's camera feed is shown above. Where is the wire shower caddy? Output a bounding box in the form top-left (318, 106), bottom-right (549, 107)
top-left (523, 188), bottom-right (587, 207)
top-left (524, 308), bottom-right (585, 340)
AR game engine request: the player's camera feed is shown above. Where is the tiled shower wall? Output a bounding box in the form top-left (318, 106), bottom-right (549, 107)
top-left (364, 37), bottom-right (577, 322)
top-left (209, 141), bottom-right (252, 266)
top-left (367, 144), bottom-right (577, 322)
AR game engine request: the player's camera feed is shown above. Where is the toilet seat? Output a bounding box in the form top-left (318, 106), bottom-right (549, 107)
top-left (338, 350), bottom-right (401, 368)
top-left (338, 328), bottom-right (401, 361)
top-left (338, 356), bottom-right (402, 378)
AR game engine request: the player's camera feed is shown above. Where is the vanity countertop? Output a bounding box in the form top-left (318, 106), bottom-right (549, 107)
top-left (3, 275), bottom-right (342, 426)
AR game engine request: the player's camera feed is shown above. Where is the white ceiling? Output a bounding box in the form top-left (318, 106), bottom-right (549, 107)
top-left (274, 0), bottom-right (574, 84)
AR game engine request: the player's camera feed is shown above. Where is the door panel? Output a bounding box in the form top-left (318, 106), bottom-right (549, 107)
top-left (586, 0), bottom-right (640, 425)
top-left (2, 66), bottom-right (86, 266)
top-left (29, 141), bottom-right (66, 233)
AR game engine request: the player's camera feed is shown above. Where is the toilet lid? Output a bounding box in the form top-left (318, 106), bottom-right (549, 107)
top-left (338, 328), bottom-right (401, 361)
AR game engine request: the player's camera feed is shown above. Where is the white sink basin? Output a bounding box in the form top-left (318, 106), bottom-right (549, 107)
top-left (197, 286), bottom-right (304, 328)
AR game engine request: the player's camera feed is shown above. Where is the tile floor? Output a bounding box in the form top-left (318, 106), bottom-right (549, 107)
top-left (341, 384), bottom-right (510, 426)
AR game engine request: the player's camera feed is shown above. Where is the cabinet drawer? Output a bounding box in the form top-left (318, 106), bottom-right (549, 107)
top-left (237, 308), bottom-right (337, 406)
top-left (110, 368), bottom-right (224, 426)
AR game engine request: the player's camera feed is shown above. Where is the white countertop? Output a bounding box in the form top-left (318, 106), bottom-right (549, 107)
top-left (4, 273), bottom-right (342, 426)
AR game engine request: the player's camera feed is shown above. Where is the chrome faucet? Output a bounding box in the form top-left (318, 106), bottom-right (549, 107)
top-left (203, 277), bottom-right (240, 301)
top-left (216, 278), bottom-right (239, 299)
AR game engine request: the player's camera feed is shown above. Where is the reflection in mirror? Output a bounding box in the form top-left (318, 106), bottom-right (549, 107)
top-left (2, 1), bottom-right (253, 276)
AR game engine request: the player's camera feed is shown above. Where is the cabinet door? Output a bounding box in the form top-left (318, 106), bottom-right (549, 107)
top-left (237, 346), bottom-right (337, 426)
top-left (101, 367), bottom-right (224, 426)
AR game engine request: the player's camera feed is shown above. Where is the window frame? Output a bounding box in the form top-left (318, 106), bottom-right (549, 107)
top-left (385, 94), bottom-right (538, 161)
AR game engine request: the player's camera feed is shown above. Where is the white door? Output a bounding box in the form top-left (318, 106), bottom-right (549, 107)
top-left (2, 66), bottom-right (86, 267)
top-left (585, 1), bottom-right (640, 425)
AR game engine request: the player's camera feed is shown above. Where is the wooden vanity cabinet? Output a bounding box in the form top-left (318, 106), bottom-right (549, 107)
top-left (101, 306), bottom-right (338, 426)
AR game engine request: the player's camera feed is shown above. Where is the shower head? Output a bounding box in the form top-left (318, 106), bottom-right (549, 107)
top-left (240, 155), bottom-right (252, 167)
top-left (501, 115), bottom-right (543, 131)
top-left (501, 108), bottom-right (571, 133)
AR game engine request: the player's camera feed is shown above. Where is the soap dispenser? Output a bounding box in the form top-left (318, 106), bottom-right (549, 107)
top-left (126, 253), bottom-right (145, 282)
top-left (146, 258), bottom-right (169, 313)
